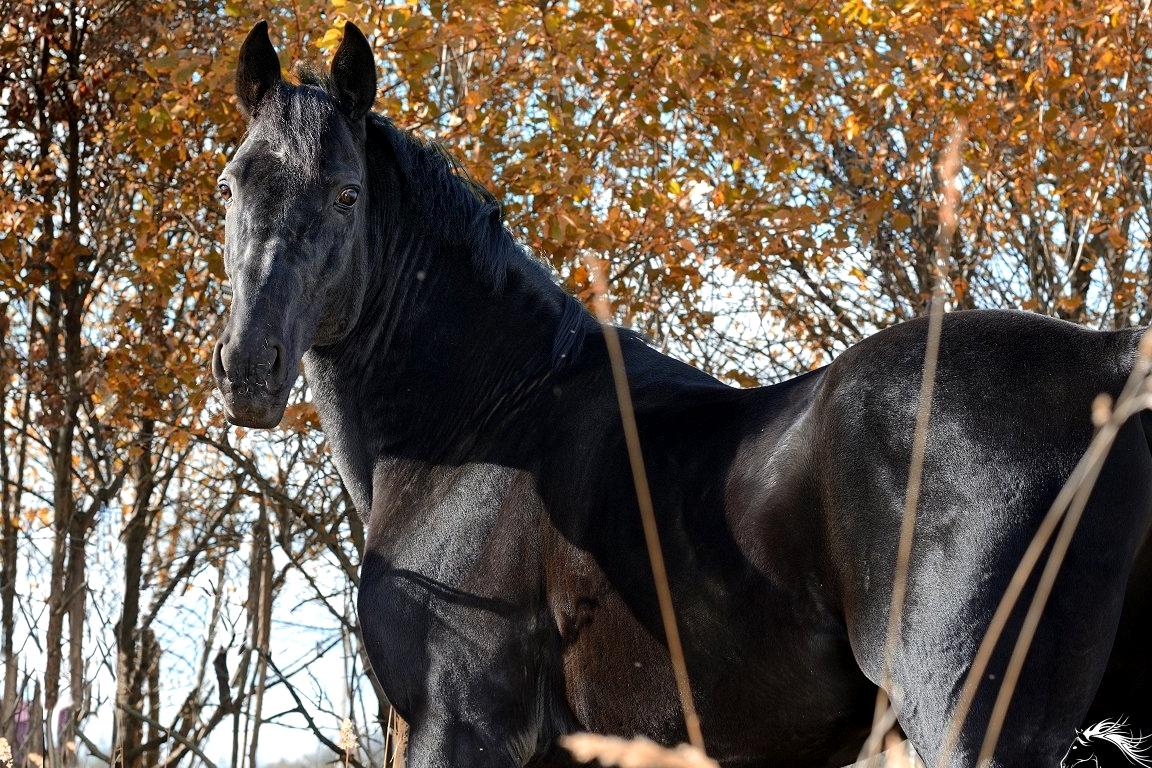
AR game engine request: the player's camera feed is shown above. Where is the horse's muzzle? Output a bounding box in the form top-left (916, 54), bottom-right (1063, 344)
top-left (212, 334), bottom-right (293, 428)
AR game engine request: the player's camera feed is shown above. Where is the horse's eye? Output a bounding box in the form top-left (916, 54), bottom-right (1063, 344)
top-left (336, 187), bottom-right (360, 208)
top-left (218, 182), bottom-right (232, 205)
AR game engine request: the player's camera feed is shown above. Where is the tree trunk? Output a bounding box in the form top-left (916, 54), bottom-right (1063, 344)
top-left (0, 305), bottom-right (13, 744)
top-left (114, 419), bottom-right (155, 767)
top-left (245, 499), bottom-right (273, 768)
top-left (142, 628), bottom-right (162, 768)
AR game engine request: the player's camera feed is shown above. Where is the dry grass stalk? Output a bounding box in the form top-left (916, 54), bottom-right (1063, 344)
top-left (975, 328), bottom-right (1152, 763)
top-left (883, 731), bottom-right (915, 768)
top-left (582, 255), bottom-right (705, 751)
top-left (393, 717), bottom-right (409, 768)
top-left (562, 734), bottom-right (719, 768)
top-left (387, 710), bottom-right (408, 768)
top-left (861, 121), bottom-right (967, 764)
top-left (339, 716), bottom-right (357, 767)
top-left (936, 329), bottom-right (1152, 767)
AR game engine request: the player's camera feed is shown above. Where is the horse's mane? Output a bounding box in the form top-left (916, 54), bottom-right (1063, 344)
top-left (293, 62), bottom-right (590, 369)
top-left (1082, 718), bottom-right (1152, 767)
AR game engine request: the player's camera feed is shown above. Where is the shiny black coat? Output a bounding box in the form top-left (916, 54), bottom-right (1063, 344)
top-left (326, 309), bottom-right (1150, 768)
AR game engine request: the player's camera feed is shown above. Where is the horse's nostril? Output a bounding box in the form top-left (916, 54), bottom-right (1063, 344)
top-left (269, 341), bottom-right (284, 380)
top-left (213, 339), bottom-right (228, 380)
top-left (215, 332), bottom-right (285, 389)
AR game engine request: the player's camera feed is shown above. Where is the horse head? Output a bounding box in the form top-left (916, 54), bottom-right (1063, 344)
top-left (1061, 733), bottom-right (1100, 768)
top-left (213, 21), bottom-right (378, 427)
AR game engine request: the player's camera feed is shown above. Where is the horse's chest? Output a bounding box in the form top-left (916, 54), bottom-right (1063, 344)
top-left (368, 460), bottom-right (522, 574)
top-left (357, 459), bottom-right (546, 717)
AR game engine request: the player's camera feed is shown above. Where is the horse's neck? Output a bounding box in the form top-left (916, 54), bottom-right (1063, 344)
top-left (304, 241), bottom-right (579, 518)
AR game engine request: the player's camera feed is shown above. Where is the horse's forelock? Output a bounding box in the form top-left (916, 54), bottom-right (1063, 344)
top-left (247, 81), bottom-right (340, 172)
top-left (294, 60), bottom-right (329, 89)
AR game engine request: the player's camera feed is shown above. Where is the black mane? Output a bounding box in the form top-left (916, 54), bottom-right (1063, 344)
top-left (291, 62), bottom-right (590, 368)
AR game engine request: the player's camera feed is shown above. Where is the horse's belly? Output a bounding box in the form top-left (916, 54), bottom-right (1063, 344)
top-left (554, 569), bottom-right (875, 765)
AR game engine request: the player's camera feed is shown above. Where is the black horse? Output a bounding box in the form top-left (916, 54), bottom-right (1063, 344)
top-left (211, 21), bottom-right (1152, 768)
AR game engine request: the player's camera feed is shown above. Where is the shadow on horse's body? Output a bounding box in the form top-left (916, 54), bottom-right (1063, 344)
top-left (211, 22), bottom-right (1152, 768)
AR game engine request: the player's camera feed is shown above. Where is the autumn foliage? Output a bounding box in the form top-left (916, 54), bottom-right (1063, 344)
top-left (0, 0), bottom-right (1150, 765)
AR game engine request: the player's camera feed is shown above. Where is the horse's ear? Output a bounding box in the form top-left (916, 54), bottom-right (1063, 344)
top-left (236, 21), bottom-right (282, 118)
top-left (330, 22), bottom-right (377, 120)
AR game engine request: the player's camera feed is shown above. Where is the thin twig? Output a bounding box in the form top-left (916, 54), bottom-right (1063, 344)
top-left (116, 702), bottom-right (218, 768)
top-left (583, 256), bottom-right (705, 751)
top-left (74, 728), bottom-right (111, 764)
top-left (261, 650), bottom-right (365, 767)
